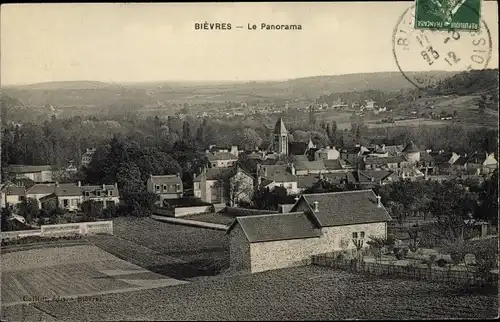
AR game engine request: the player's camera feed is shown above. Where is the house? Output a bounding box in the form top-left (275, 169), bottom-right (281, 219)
top-left (38, 183), bottom-right (83, 212)
top-left (340, 145), bottom-right (370, 166)
top-left (80, 182), bottom-right (120, 209)
top-left (366, 145), bottom-right (404, 158)
top-left (81, 148), bottom-right (96, 168)
top-left (296, 172), bottom-right (356, 192)
top-left (353, 170), bottom-right (398, 189)
top-left (365, 99), bottom-right (376, 110)
top-left (464, 152), bottom-right (498, 174)
top-left (0, 183), bottom-right (25, 209)
top-left (194, 166), bottom-right (254, 206)
top-left (147, 174), bottom-right (183, 204)
top-left (228, 190), bottom-right (392, 273)
top-left (314, 146), bottom-right (340, 161)
top-left (205, 146), bottom-right (239, 168)
top-left (256, 164), bottom-right (298, 194)
top-left (7, 165), bottom-right (53, 183)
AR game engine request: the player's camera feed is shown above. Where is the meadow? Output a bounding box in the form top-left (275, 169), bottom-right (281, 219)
top-left (7, 265), bottom-right (497, 321)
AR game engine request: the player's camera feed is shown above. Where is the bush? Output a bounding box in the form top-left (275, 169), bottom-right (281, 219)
top-left (436, 258), bottom-right (448, 267)
top-left (394, 247), bottom-right (409, 260)
top-left (336, 253), bottom-right (345, 261)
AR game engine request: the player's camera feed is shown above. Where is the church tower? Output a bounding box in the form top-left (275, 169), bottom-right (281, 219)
top-left (273, 117), bottom-right (288, 156)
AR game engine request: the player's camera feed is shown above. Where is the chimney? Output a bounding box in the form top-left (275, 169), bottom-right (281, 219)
top-left (313, 201), bottom-right (319, 212)
top-left (55, 181), bottom-right (59, 187)
top-left (78, 181), bottom-right (81, 187)
top-left (294, 196), bottom-right (299, 202)
top-left (102, 184), bottom-right (106, 190)
top-left (114, 182), bottom-right (118, 188)
top-left (176, 172), bottom-right (181, 178)
top-left (290, 164), bottom-right (296, 175)
top-left (376, 195), bottom-right (382, 208)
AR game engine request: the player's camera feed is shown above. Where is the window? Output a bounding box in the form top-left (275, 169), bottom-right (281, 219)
top-left (63, 199), bottom-right (69, 208)
top-left (96, 191), bottom-right (101, 197)
top-left (155, 185), bottom-right (160, 191)
top-left (360, 231), bottom-right (365, 238)
top-left (163, 185), bottom-right (167, 191)
top-left (176, 184), bottom-right (181, 192)
top-left (194, 183), bottom-right (200, 190)
top-left (352, 232), bottom-right (358, 239)
top-left (108, 190), bottom-right (112, 196)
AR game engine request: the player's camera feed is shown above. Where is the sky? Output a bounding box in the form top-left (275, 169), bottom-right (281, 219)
top-left (1, 2), bottom-right (498, 85)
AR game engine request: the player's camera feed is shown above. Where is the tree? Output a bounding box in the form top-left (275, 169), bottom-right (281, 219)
top-left (1, 207), bottom-right (14, 232)
top-left (116, 162), bottom-right (144, 195)
top-left (477, 95), bottom-right (486, 114)
top-left (253, 186), bottom-right (294, 210)
top-left (237, 128), bottom-right (262, 151)
top-left (387, 201), bottom-right (406, 225)
top-left (81, 200), bottom-right (102, 221)
top-left (19, 197), bottom-right (40, 224)
top-left (102, 202), bottom-right (118, 218)
top-left (476, 170), bottom-right (498, 224)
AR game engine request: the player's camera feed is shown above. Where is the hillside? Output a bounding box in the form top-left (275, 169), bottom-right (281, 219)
top-left (0, 71), bottom-right (458, 108)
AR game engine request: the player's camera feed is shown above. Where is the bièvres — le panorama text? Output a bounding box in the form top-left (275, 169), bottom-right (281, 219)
top-left (194, 22), bottom-right (302, 31)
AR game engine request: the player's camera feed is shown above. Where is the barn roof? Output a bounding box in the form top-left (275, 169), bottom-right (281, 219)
top-left (294, 190), bottom-right (392, 227)
top-left (402, 141), bottom-right (420, 153)
top-left (227, 212), bottom-right (321, 243)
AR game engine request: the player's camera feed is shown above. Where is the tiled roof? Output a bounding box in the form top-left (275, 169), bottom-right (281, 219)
top-left (356, 170), bottom-right (395, 183)
top-left (80, 184), bottom-right (120, 197)
top-left (295, 190), bottom-right (392, 227)
top-left (466, 152), bottom-right (488, 164)
top-left (27, 183), bottom-right (81, 196)
top-left (194, 166), bottom-right (253, 182)
top-left (323, 159), bottom-right (343, 170)
top-left (429, 152), bottom-right (453, 165)
top-left (324, 172), bottom-right (356, 184)
top-left (295, 160), bottom-right (326, 172)
top-left (1, 186), bottom-right (25, 196)
top-left (454, 156), bottom-right (469, 166)
top-left (227, 212), bottom-right (321, 243)
top-left (289, 142), bottom-right (309, 156)
top-left (340, 146), bottom-right (361, 154)
top-left (274, 118), bottom-right (288, 135)
top-left (149, 175), bottom-right (182, 185)
top-left (205, 151), bottom-right (238, 162)
top-left (402, 141), bottom-right (420, 153)
top-left (364, 156), bottom-right (405, 165)
top-left (297, 175), bottom-right (320, 189)
top-left (260, 165), bottom-right (296, 182)
top-left (294, 155), bottom-right (309, 162)
top-left (259, 178), bottom-right (275, 189)
top-left (419, 151), bottom-right (435, 163)
top-left (26, 184), bottom-right (59, 195)
top-left (8, 165), bottom-right (52, 173)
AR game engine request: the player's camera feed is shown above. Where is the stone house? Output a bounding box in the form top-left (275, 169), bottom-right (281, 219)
top-left (7, 165), bottom-right (53, 183)
top-left (194, 166), bottom-right (254, 206)
top-left (147, 174), bottom-right (183, 205)
top-left (353, 170), bottom-right (398, 189)
top-left (256, 164), bottom-right (298, 194)
top-left (464, 152), bottom-right (498, 174)
top-left (80, 182), bottom-right (120, 209)
top-left (205, 149), bottom-right (239, 168)
top-left (227, 190), bottom-right (392, 273)
top-left (314, 146), bottom-right (340, 161)
top-left (81, 148), bottom-right (96, 168)
top-left (38, 183), bottom-right (83, 212)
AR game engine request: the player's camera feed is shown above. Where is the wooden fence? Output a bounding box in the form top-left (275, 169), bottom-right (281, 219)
top-left (311, 253), bottom-right (498, 287)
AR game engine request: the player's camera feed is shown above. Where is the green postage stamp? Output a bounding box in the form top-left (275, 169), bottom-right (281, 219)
top-left (414, 0), bottom-right (482, 31)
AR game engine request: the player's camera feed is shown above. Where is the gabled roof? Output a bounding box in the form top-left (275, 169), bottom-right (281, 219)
top-left (363, 156), bottom-right (405, 166)
top-left (429, 152), bottom-right (454, 165)
top-left (466, 152), bottom-right (488, 165)
top-left (194, 166), bottom-right (254, 182)
top-left (205, 151), bottom-right (238, 162)
top-left (8, 165), bottom-right (52, 173)
top-left (295, 160), bottom-right (326, 172)
top-left (259, 164), bottom-right (296, 182)
top-left (80, 184), bottom-right (120, 197)
top-left (148, 175), bottom-right (182, 185)
top-left (402, 141), bottom-right (420, 153)
top-left (227, 212), bottom-right (321, 243)
top-left (294, 190), bottom-right (392, 227)
top-left (289, 142), bottom-right (309, 156)
top-left (356, 170), bottom-right (395, 183)
top-left (274, 117), bottom-right (288, 135)
top-left (26, 183), bottom-right (81, 196)
top-left (323, 159), bottom-right (343, 170)
top-left (454, 156), bottom-right (469, 166)
top-left (1, 186), bottom-right (25, 196)
top-left (259, 178), bottom-right (275, 189)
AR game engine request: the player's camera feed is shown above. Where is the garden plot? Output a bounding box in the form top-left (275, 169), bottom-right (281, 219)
top-left (1, 245), bottom-right (188, 306)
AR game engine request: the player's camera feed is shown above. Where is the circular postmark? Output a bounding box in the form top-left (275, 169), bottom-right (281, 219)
top-left (392, 5), bottom-right (492, 90)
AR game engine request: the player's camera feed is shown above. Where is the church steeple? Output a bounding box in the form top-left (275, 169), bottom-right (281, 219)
top-left (273, 117), bottom-right (288, 156)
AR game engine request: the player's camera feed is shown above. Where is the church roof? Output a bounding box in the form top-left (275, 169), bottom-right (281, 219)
top-left (274, 117), bottom-right (288, 135)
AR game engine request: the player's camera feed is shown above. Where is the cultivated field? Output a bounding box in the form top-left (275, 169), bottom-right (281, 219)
top-left (1, 244), bottom-right (187, 307)
top-left (5, 265), bottom-right (497, 321)
top-left (94, 217), bottom-right (230, 278)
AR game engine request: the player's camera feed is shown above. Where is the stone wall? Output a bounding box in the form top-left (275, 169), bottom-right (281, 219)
top-left (174, 205), bottom-right (212, 217)
top-left (40, 221), bottom-right (113, 237)
top-left (250, 237), bottom-right (319, 273)
top-left (229, 225), bottom-right (251, 273)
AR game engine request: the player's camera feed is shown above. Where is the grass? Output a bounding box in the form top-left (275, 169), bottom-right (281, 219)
top-left (6, 265), bottom-right (497, 321)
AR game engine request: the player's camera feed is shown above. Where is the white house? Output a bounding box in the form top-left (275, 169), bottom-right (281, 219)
top-left (81, 148), bottom-right (96, 168)
top-left (80, 182), bottom-right (120, 209)
top-left (0, 183), bottom-right (25, 209)
top-left (256, 164), bottom-right (298, 194)
top-left (205, 147), bottom-right (239, 168)
top-left (227, 190), bottom-right (392, 273)
top-left (314, 146), bottom-right (340, 161)
top-left (38, 183), bottom-right (83, 212)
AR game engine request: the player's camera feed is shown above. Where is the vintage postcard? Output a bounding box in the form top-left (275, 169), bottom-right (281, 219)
top-left (0, 2), bottom-right (498, 321)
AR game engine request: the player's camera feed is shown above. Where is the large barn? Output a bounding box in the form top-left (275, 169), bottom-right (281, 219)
top-left (227, 190), bottom-right (392, 273)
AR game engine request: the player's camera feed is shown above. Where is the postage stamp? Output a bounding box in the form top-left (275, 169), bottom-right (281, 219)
top-left (414, 0), bottom-right (482, 31)
top-left (393, 4), bottom-right (491, 90)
